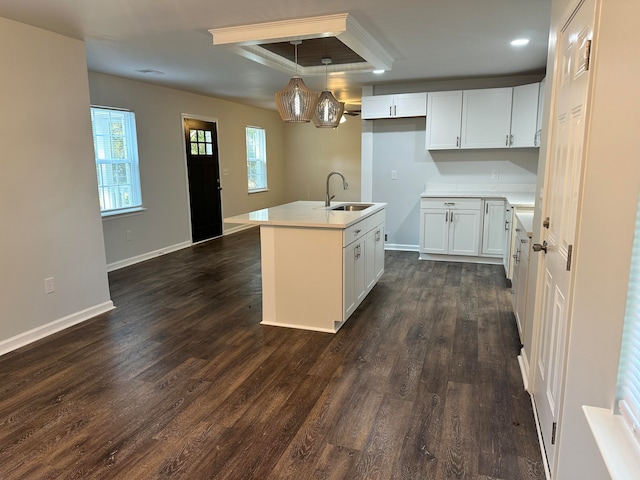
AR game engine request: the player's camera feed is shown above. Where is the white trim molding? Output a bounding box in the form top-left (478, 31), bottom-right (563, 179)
top-left (0, 301), bottom-right (115, 356)
top-left (209, 13), bottom-right (393, 75)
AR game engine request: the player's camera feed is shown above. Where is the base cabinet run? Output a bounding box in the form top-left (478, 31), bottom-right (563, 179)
top-left (260, 209), bottom-right (385, 333)
top-left (419, 197), bottom-right (506, 263)
top-left (344, 212), bottom-right (385, 319)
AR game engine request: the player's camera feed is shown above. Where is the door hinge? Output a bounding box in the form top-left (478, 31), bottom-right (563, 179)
top-left (566, 244), bottom-right (573, 271)
top-left (543, 217), bottom-right (550, 229)
top-left (551, 421), bottom-right (557, 445)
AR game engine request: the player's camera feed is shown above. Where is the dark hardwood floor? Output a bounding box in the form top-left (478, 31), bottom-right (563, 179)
top-left (0, 227), bottom-right (545, 479)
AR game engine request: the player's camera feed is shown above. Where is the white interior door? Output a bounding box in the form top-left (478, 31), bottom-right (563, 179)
top-left (532, 0), bottom-right (595, 470)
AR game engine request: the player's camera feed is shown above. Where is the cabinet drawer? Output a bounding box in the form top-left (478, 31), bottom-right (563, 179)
top-left (366, 210), bottom-right (385, 231)
top-left (344, 219), bottom-right (367, 246)
top-left (421, 197), bottom-right (481, 210)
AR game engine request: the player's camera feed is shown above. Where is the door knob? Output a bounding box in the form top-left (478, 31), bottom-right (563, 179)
top-left (532, 241), bottom-right (548, 253)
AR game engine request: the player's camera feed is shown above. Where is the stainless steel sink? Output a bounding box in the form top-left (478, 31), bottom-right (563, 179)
top-left (330, 203), bottom-right (374, 211)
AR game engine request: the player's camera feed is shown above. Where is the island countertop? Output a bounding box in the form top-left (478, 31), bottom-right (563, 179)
top-left (224, 200), bottom-right (387, 229)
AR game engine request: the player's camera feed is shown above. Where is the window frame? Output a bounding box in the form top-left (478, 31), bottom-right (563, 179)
top-left (90, 106), bottom-right (143, 216)
top-left (246, 125), bottom-right (268, 194)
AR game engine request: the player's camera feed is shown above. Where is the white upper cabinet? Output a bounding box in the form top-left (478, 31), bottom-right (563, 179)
top-left (361, 92), bottom-right (427, 119)
top-left (425, 91), bottom-right (463, 150)
top-left (461, 87), bottom-right (513, 149)
top-left (425, 83), bottom-right (543, 150)
top-left (510, 83), bottom-right (540, 148)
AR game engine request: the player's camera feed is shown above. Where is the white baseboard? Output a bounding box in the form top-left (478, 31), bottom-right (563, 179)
top-left (0, 301), bottom-right (115, 356)
top-left (223, 223), bottom-right (256, 235)
top-left (384, 243), bottom-right (419, 252)
top-left (107, 241), bottom-right (191, 272)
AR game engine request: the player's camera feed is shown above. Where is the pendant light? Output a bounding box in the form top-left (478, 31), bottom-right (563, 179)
top-left (313, 57), bottom-right (345, 128)
top-left (275, 40), bottom-right (319, 123)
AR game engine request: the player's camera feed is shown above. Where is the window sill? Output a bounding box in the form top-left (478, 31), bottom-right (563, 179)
top-left (101, 207), bottom-right (147, 220)
top-left (248, 189), bottom-right (269, 195)
top-left (583, 405), bottom-right (640, 480)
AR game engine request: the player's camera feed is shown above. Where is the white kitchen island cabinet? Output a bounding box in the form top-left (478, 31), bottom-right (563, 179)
top-left (225, 201), bottom-right (386, 333)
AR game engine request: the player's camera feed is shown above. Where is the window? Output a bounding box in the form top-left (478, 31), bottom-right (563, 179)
top-left (246, 126), bottom-right (267, 192)
top-left (90, 107), bottom-right (142, 214)
top-left (616, 193), bottom-right (640, 446)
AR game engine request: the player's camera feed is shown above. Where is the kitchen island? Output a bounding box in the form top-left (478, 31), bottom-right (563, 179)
top-left (225, 201), bottom-right (386, 333)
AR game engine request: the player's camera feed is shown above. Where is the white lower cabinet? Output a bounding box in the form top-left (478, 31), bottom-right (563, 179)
top-left (343, 212), bottom-right (385, 320)
top-left (481, 200), bottom-right (507, 256)
top-left (511, 217), bottom-right (532, 338)
top-left (420, 198), bottom-right (481, 256)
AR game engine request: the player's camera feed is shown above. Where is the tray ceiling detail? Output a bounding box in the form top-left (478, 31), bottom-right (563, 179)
top-left (209, 13), bottom-right (393, 76)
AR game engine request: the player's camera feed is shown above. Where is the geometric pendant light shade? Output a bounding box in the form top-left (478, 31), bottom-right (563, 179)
top-left (313, 90), bottom-right (345, 128)
top-left (275, 41), bottom-right (319, 122)
top-left (312, 58), bottom-right (345, 128)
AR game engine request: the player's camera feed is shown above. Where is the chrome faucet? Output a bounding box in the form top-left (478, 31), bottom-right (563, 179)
top-left (325, 171), bottom-right (349, 206)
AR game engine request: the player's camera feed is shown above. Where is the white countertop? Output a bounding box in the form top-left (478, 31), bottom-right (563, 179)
top-left (421, 190), bottom-right (535, 208)
top-left (224, 200), bottom-right (387, 229)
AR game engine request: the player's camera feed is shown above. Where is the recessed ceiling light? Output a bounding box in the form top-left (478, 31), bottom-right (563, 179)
top-left (510, 38), bottom-right (530, 47)
top-left (372, 69), bottom-right (385, 74)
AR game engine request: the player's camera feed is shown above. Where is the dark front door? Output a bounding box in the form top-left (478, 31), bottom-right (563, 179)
top-left (183, 118), bottom-right (223, 242)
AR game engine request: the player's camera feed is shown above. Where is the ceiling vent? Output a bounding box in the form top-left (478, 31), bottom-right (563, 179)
top-left (209, 13), bottom-right (393, 76)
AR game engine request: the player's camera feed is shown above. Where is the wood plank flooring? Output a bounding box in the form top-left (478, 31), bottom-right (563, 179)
top-left (0, 227), bottom-right (545, 479)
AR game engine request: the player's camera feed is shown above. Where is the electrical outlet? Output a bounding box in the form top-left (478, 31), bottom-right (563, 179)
top-left (391, 170), bottom-right (398, 180)
top-left (45, 277), bottom-right (55, 294)
top-left (491, 169), bottom-right (500, 180)
top-left (126, 230), bottom-right (132, 241)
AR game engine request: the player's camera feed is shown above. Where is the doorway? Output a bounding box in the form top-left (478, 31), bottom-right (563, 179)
top-left (183, 117), bottom-right (223, 243)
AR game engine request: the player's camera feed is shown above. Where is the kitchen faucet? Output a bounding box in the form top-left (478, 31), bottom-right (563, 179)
top-left (325, 171), bottom-right (349, 206)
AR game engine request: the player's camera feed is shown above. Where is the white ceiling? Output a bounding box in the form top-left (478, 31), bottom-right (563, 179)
top-left (0, 0), bottom-right (552, 111)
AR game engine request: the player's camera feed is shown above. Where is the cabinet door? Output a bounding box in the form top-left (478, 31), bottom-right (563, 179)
top-left (365, 229), bottom-right (377, 291)
top-left (510, 83), bottom-right (540, 148)
top-left (361, 95), bottom-right (393, 119)
top-left (394, 93), bottom-right (427, 118)
top-left (514, 233), bottom-right (530, 337)
top-left (373, 224), bottom-right (385, 282)
top-left (365, 225), bottom-right (385, 291)
top-left (449, 209), bottom-right (481, 255)
top-left (344, 242), bottom-right (358, 318)
top-left (461, 87), bottom-right (513, 149)
top-left (426, 91), bottom-right (463, 150)
top-left (420, 208), bottom-right (449, 254)
top-left (482, 200), bottom-right (506, 256)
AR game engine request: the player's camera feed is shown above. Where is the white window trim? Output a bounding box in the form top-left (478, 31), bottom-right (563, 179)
top-left (91, 106), bottom-right (143, 216)
top-left (246, 125), bottom-right (267, 193)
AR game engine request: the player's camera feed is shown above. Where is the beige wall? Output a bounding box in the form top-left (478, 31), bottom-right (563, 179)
top-left (88, 72), bottom-right (288, 266)
top-left (283, 117), bottom-right (362, 203)
top-left (0, 18), bottom-right (112, 350)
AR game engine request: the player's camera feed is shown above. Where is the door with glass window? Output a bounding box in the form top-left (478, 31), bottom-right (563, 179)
top-left (183, 117), bottom-right (222, 242)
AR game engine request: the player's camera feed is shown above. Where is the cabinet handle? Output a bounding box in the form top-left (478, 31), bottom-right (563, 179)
top-left (456, 136), bottom-right (460, 147)
top-left (485, 203), bottom-right (488, 214)
top-left (389, 106), bottom-right (393, 117)
top-left (505, 220), bottom-right (510, 231)
top-left (510, 134), bottom-right (514, 146)
top-left (444, 202), bottom-right (455, 206)
top-left (445, 211), bottom-right (448, 222)
top-left (354, 229), bottom-right (361, 236)
top-left (505, 134), bottom-right (509, 146)
top-left (394, 105), bottom-right (397, 116)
